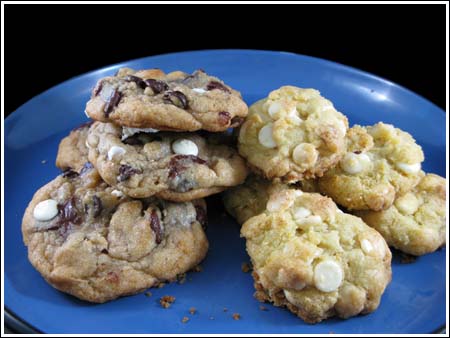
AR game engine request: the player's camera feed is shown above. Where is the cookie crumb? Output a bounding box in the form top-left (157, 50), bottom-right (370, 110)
top-left (160, 295), bottom-right (175, 308)
top-left (232, 313), bottom-right (241, 320)
top-left (177, 273), bottom-right (187, 284)
top-left (259, 305), bottom-right (268, 311)
top-left (181, 316), bottom-right (189, 323)
top-left (223, 307), bottom-right (228, 312)
top-left (145, 291), bottom-right (152, 297)
top-left (400, 253), bottom-right (417, 264)
top-left (241, 262), bottom-right (251, 273)
top-left (192, 265), bottom-right (203, 272)
top-left (41, 160), bottom-right (47, 164)
top-left (189, 307), bottom-right (196, 315)
top-left (157, 282), bottom-right (166, 288)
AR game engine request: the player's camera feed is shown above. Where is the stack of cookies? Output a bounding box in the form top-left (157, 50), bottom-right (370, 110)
top-left (22, 68), bottom-right (249, 303)
top-left (21, 72), bottom-right (445, 324)
top-left (224, 86), bottom-right (446, 323)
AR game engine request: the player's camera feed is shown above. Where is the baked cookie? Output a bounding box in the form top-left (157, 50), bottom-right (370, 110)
top-left (22, 166), bottom-right (208, 303)
top-left (355, 174), bottom-right (446, 256)
top-left (238, 86), bottom-right (348, 182)
top-left (241, 189), bottom-right (392, 323)
top-left (85, 68), bottom-right (248, 132)
top-left (56, 121), bottom-right (92, 171)
top-left (87, 122), bottom-right (248, 201)
top-left (318, 123), bottom-right (425, 211)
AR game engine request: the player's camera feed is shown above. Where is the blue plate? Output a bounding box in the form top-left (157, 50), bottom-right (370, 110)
top-left (5, 50), bottom-right (446, 334)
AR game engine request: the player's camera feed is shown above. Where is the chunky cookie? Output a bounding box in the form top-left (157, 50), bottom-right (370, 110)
top-left (238, 86), bottom-right (348, 182)
top-left (22, 167), bottom-right (208, 303)
top-left (355, 174), bottom-right (446, 256)
top-left (85, 68), bottom-right (248, 132)
top-left (223, 175), bottom-right (318, 225)
top-left (241, 189), bottom-right (392, 323)
top-left (318, 124), bottom-right (425, 211)
top-left (56, 121), bottom-right (92, 171)
top-left (86, 122), bottom-right (248, 201)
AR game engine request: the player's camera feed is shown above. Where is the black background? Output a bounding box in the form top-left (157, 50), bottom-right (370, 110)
top-left (5, 4), bottom-right (446, 116)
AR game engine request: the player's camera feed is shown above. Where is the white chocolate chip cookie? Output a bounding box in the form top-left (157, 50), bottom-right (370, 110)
top-left (318, 124), bottom-right (425, 211)
top-left (238, 86), bottom-right (348, 182)
top-left (241, 189), bottom-right (392, 323)
top-left (355, 174), bottom-right (446, 256)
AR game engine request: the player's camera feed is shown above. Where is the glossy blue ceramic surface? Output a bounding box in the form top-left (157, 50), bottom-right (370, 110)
top-left (5, 50), bottom-right (446, 334)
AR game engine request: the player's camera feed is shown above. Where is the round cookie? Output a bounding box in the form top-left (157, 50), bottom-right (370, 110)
top-left (223, 175), bottom-right (318, 225)
top-left (85, 68), bottom-right (248, 132)
top-left (318, 123), bottom-right (425, 211)
top-left (355, 174), bottom-right (446, 256)
top-left (56, 121), bottom-right (92, 171)
top-left (86, 122), bottom-right (248, 201)
top-left (238, 86), bottom-right (348, 182)
top-left (241, 189), bottom-right (392, 323)
top-left (22, 166), bottom-right (208, 303)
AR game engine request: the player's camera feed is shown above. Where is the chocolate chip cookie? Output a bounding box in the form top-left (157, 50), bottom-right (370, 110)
top-left (86, 121), bottom-right (248, 201)
top-left (238, 86), bottom-right (348, 182)
top-left (85, 68), bottom-right (248, 132)
top-left (241, 188), bottom-right (392, 323)
top-left (56, 121), bottom-right (92, 171)
top-left (318, 124), bottom-right (425, 211)
top-left (355, 173), bottom-right (446, 256)
top-left (22, 166), bottom-right (209, 303)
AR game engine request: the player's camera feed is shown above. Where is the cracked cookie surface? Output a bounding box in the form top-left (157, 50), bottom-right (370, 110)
top-left (318, 124), bottom-right (425, 211)
top-left (85, 68), bottom-right (248, 132)
top-left (238, 86), bottom-right (348, 182)
top-left (241, 189), bottom-right (392, 323)
top-left (355, 173), bottom-right (446, 256)
top-left (86, 122), bottom-right (248, 201)
top-left (22, 167), bottom-right (208, 303)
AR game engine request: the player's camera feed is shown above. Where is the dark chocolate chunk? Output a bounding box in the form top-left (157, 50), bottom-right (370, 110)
top-left (62, 169), bottom-right (79, 179)
top-left (101, 249), bottom-right (109, 254)
top-left (150, 210), bottom-right (163, 244)
top-left (195, 205), bottom-right (208, 229)
top-left (206, 81), bottom-right (230, 93)
top-left (163, 91), bottom-right (188, 109)
top-left (92, 195), bottom-right (103, 218)
top-left (218, 111), bottom-right (231, 125)
top-left (230, 116), bottom-right (244, 127)
top-left (354, 150), bottom-right (362, 154)
top-left (57, 197), bottom-right (82, 227)
top-left (168, 155), bottom-right (207, 179)
top-left (145, 79), bottom-right (169, 94)
top-left (118, 164), bottom-right (141, 182)
top-left (124, 75), bottom-right (147, 89)
top-left (93, 80), bottom-right (103, 96)
top-left (99, 84), bottom-right (122, 117)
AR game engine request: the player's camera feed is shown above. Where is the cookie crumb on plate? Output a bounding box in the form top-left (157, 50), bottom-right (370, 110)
top-left (241, 262), bottom-right (251, 273)
top-left (189, 307), bottom-right (196, 315)
top-left (232, 313), bottom-right (241, 320)
top-left (160, 295), bottom-right (176, 308)
top-left (181, 316), bottom-right (189, 323)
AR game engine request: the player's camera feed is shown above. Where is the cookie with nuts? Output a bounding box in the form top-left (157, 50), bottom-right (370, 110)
top-left (85, 68), bottom-right (248, 132)
top-left (241, 189), bottom-right (392, 323)
top-left (318, 123), bottom-right (425, 211)
top-left (238, 86), bottom-right (348, 182)
top-left (355, 174), bottom-right (446, 256)
top-left (86, 121), bottom-right (248, 201)
top-left (21, 165), bottom-right (209, 303)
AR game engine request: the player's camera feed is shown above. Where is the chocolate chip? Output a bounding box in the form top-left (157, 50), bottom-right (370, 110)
top-left (206, 81), bottom-right (230, 93)
top-left (195, 205), bottom-right (208, 229)
top-left (92, 195), bottom-right (103, 218)
top-left (150, 210), bottom-right (163, 244)
top-left (118, 164), bottom-right (141, 182)
top-left (62, 168), bottom-right (79, 179)
top-left (101, 249), bottom-right (109, 254)
top-left (168, 155), bottom-right (207, 179)
top-left (99, 85), bottom-right (122, 117)
top-left (218, 111), bottom-right (231, 125)
top-left (163, 91), bottom-right (188, 109)
top-left (230, 116), bottom-right (244, 127)
top-left (73, 120), bottom-right (94, 132)
top-left (145, 79), bottom-right (169, 94)
top-left (124, 75), bottom-right (147, 89)
top-left (80, 162), bottom-right (94, 175)
top-left (354, 150), bottom-right (362, 154)
top-left (93, 80), bottom-right (103, 96)
top-left (122, 135), bottom-right (143, 145)
top-left (57, 197), bottom-right (82, 227)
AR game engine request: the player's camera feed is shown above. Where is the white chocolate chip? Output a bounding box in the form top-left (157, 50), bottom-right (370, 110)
top-left (283, 290), bottom-right (299, 305)
top-left (258, 123), bottom-right (277, 148)
top-left (107, 146), bottom-right (126, 160)
top-left (121, 127), bottom-right (159, 140)
top-left (396, 162), bottom-right (421, 174)
top-left (292, 207), bottom-right (311, 221)
top-left (267, 190), bottom-right (297, 212)
top-left (340, 153), bottom-right (371, 174)
top-left (395, 193), bottom-right (419, 215)
top-left (268, 101), bottom-right (282, 117)
top-left (336, 119), bottom-right (347, 136)
top-left (172, 139), bottom-right (199, 156)
top-left (85, 139), bottom-right (91, 149)
top-left (111, 189), bottom-right (124, 197)
top-left (192, 88), bottom-right (206, 94)
top-left (361, 239), bottom-right (373, 254)
top-left (292, 143), bottom-right (318, 167)
top-left (33, 199), bottom-right (58, 221)
top-left (298, 215), bottom-right (323, 226)
top-left (336, 208), bottom-right (343, 214)
top-left (314, 260), bottom-right (343, 292)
